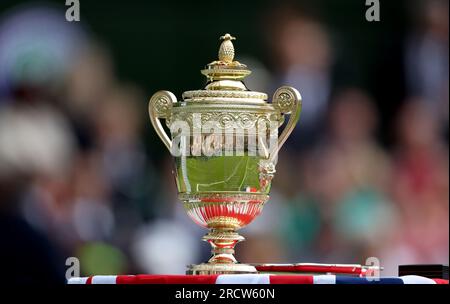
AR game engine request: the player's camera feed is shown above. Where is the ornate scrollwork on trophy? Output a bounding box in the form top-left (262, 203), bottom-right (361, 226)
top-left (170, 111), bottom-right (273, 130)
top-left (148, 91), bottom-right (177, 151)
top-left (149, 91), bottom-right (175, 118)
top-left (269, 86), bottom-right (302, 163)
top-left (237, 113), bottom-right (255, 129)
top-left (259, 160), bottom-right (276, 192)
top-left (272, 86), bottom-right (301, 114)
top-left (217, 113), bottom-right (235, 128)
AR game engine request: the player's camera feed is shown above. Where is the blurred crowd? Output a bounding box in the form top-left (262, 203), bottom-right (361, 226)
top-left (0, 1), bottom-right (448, 283)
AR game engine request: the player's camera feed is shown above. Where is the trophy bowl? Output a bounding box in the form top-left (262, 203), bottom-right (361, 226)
top-left (148, 34), bottom-right (302, 274)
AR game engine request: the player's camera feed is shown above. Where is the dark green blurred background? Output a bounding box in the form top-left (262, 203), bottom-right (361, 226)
top-left (0, 0), bottom-right (412, 159)
top-left (0, 0), bottom-right (407, 91)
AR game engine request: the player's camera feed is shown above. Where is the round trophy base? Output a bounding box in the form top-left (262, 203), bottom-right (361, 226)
top-left (186, 263), bottom-right (257, 275)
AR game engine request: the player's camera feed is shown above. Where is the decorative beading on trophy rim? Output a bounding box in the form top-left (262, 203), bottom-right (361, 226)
top-left (178, 192), bottom-right (269, 202)
top-left (182, 90), bottom-right (268, 101)
top-left (200, 67), bottom-right (251, 80)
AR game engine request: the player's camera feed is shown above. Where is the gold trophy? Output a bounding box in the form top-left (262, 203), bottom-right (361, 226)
top-left (148, 34), bottom-right (302, 274)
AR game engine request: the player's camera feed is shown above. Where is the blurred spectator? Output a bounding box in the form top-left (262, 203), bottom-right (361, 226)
top-left (0, 104), bottom-right (75, 284)
top-left (0, 4), bottom-right (87, 102)
top-left (405, 0), bottom-right (449, 135)
top-left (281, 88), bottom-right (396, 265)
top-left (266, 4), bottom-right (332, 150)
top-left (380, 100), bottom-right (449, 272)
top-left (62, 44), bottom-right (117, 150)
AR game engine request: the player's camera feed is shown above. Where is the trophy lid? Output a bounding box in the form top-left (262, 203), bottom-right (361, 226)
top-left (182, 34), bottom-right (268, 102)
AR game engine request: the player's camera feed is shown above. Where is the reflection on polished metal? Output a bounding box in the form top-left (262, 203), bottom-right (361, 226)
top-left (148, 34), bottom-right (302, 274)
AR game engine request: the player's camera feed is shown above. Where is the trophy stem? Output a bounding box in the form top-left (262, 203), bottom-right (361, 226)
top-left (204, 229), bottom-right (244, 264)
top-left (186, 228), bottom-right (257, 275)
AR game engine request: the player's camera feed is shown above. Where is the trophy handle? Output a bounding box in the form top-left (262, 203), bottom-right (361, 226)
top-left (148, 90), bottom-right (177, 152)
top-left (271, 86), bottom-right (302, 161)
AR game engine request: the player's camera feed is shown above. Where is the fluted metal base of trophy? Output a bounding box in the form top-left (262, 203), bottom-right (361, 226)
top-left (186, 229), bottom-right (257, 275)
top-left (186, 263), bottom-right (257, 275)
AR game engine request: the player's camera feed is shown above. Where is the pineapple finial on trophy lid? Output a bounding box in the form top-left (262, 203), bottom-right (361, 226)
top-left (218, 33), bottom-right (236, 63)
top-left (201, 33), bottom-right (251, 87)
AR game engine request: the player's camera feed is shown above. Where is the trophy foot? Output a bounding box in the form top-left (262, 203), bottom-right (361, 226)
top-left (186, 229), bottom-right (257, 275)
top-left (186, 263), bottom-right (257, 275)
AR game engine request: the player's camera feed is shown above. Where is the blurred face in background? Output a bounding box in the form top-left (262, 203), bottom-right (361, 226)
top-left (95, 85), bottom-right (143, 148)
top-left (274, 15), bottom-right (331, 72)
top-left (396, 99), bottom-right (439, 150)
top-left (65, 45), bottom-right (115, 117)
top-left (329, 89), bottom-right (378, 145)
top-left (423, 0), bottom-right (449, 40)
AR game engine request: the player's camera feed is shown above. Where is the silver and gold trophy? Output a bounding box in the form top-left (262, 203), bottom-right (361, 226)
top-left (148, 34), bottom-right (302, 274)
